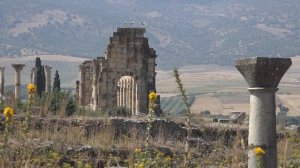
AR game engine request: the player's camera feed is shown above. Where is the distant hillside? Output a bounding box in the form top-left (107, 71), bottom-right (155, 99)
top-left (0, 0), bottom-right (300, 69)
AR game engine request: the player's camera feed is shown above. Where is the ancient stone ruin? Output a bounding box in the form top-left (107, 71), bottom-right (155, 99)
top-left (12, 64), bottom-right (25, 100)
top-left (236, 57), bottom-right (292, 168)
top-left (76, 28), bottom-right (159, 114)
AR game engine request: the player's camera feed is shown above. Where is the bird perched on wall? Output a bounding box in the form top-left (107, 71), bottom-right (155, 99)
top-left (131, 20), bottom-right (135, 25)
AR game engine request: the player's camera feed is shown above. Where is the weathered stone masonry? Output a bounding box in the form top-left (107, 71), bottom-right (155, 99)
top-left (76, 28), bottom-right (157, 114)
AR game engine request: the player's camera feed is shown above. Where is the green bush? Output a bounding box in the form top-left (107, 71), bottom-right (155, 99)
top-left (106, 106), bottom-right (132, 117)
top-left (65, 97), bottom-right (76, 116)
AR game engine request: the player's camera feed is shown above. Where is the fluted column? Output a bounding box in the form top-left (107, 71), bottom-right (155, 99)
top-left (130, 78), bottom-right (133, 112)
top-left (125, 78), bottom-right (129, 108)
top-left (122, 79), bottom-right (126, 106)
top-left (135, 82), bottom-right (139, 114)
top-left (235, 57), bottom-right (292, 168)
top-left (44, 65), bottom-right (52, 93)
top-left (0, 67), bottom-right (5, 98)
top-left (132, 79), bottom-right (136, 114)
top-left (117, 85), bottom-right (120, 106)
top-left (12, 64), bottom-right (25, 100)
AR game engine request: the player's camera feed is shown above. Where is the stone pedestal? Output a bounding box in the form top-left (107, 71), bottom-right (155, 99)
top-left (44, 65), bottom-right (52, 92)
top-left (12, 64), bottom-right (25, 100)
top-left (235, 57), bottom-right (292, 168)
top-left (0, 67), bottom-right (5, 97)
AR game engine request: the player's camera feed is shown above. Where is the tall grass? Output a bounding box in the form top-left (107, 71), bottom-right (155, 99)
top-left (173, 68), bottom-right (192, 166)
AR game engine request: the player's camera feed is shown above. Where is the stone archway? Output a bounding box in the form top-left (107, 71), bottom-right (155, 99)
top-left (117, 76), bottom-right (137, 114)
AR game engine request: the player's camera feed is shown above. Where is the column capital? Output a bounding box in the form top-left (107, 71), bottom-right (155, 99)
top-left (235, 57), bottom-right (292, 88)
top-left (0, 67), bottom-right (5, 71)
top-left (79, 65), bottom-right (84, 71)
top-left (12, 64), bottom-right (25, 71)
top-left (44, 65), bottom-right (52, 71)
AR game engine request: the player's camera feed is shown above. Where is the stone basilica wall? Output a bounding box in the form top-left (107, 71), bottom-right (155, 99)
top-left (76, 28), bottom-right (157, 114)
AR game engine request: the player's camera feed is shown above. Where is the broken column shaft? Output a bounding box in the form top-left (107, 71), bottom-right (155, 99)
top-left (12, 64), bottom-right (25, 100)
top-left (30, 67), bottom-right (37, 84)
top-left (0, 67), bottom-right (5, 97)
top-left (44, 65), bottom-right (52, 92)
top-left (235, 57), bottom-right (292, 168)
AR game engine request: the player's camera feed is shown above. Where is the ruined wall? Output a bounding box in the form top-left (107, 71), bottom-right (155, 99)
top-left (77, 28), bottom-right (157, 114)
top-left (79, 61), bottom-right (93, 106)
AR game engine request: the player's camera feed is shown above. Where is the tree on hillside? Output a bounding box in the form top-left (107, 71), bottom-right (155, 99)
top-left (53, 70), bottom-right (61, 92)
top-left (35, 57), bottom-right (45, 96)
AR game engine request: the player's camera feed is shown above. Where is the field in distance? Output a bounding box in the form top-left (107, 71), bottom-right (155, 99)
top-left (157, 56), bottom-right (300, 116)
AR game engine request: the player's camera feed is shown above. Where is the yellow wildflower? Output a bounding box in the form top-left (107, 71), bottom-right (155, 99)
top-left (27, 83), bottom-right (37, 95)
top-left (148, 91), bottom-right (157, 104)
top-left (157, 151), bottom-right (164, 157)
top-left (254, 147), bottom-right (265, 156)
top-left (135, 148), bottom-right (142, 153)
top-left (137, 162), bottom-right (144, 168)
top-left (3, 107), bottom-right (14, 121)
top-left (165, 156), bottom-right (172, 162)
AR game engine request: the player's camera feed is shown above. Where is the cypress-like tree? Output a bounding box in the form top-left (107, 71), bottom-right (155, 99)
top-left (35, 57), bottom-right (45, 96)
top-left (65, 96), bottom-right (76, 116)
top-left (53, 70), bottom-right (61, 92)
top-left (49, 70), bottom-right (61, 114)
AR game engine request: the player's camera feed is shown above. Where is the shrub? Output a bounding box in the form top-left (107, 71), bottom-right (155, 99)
top-left (65, 96), bottom-right (76, 116)
top-left (106, 106), bottom-right (132, 117)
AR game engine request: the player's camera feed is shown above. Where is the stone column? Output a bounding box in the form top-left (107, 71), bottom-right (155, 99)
top-left (44, 65), bottom-right (52, 92)
top-left (30, 67), bottom-right (37, 84)
top-left (91, 61), bottom-right (98, 110)
top-left (126, 78), bottom-right (129, 108)
top-left (235, 57), bottom-right (292, 168)
top-left (12, 64), bottom-right (25, 100)
top-left (78, 65), bottom-right (84, 106)
top-left (92, 83), bottom-right (97, 110)
top-left (135, 82), bottom-right (139, 114)
top-left (130, 78), bottom-right (133, 112)
top-left (132, 79), bottom-right (136, 114)
top-left (122, 80), bottom-right (125, 106)
top-left (0, 67), bottom-right (5, 97)
top-left (117, 86), bottom-right (120, 106)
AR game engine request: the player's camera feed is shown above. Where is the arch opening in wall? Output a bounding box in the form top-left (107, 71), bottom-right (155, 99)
top-left (117, 76), bottom-right (137, 114)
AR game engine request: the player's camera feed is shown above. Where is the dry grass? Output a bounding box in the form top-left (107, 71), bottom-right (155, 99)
top-left (277, 132), bottom-right (300, 167)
